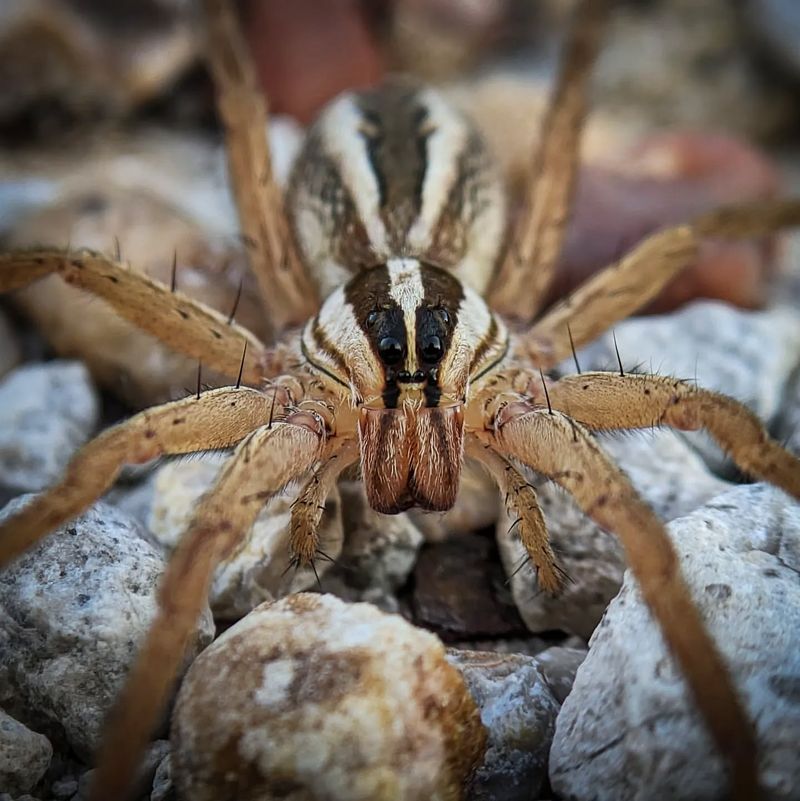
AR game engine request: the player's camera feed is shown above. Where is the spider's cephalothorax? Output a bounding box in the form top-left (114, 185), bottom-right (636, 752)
top-left (2, 1), bottom-right (800, 798)
top-left (303, 257), bottom-right (508, 512)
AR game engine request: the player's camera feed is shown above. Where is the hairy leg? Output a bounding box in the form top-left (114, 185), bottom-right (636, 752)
top-left (0, 249), bottom-right (270, 383)
top-left (477, 403), bottom-right (759, 801)
top-left (290, 437), bottom-right (359, 566)
top-left (88, 414), bottom-right (329, 801)
top-left (204, 0), bottom-right (318, 330)
top-left (519, 199), bottom-right (800, 368)
top-left (0, 387), bottom-right (279, 567)
top-left (464, 436), bottom-right (565, 593)
top-left (489, 0), bottom-right (609, 323)
top-left (547, 371), bottom-right (800, 498)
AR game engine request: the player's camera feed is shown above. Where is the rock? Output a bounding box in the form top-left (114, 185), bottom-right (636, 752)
top-left (550, 483), bottom-right (800, 801)
top-left (412, 532), bottom-right (530, 641)
top-left (0, 709), bottom-right (52, 795)
top-left (499, 428), bottom-right (730, 638)
top-left (148, 455), bottom-right (344, 620)
top-left (447, 650), bottom-right (560, 801)
top-left (0, 310), bottom-right (21, 379)
top-left (151, 752), bottom-right (173, 801)
top-left (0, 497), bottom-right (213, 761)
top-left (575, 301), bottom-right (800, 475)
top-left (534, 646), bottom-right (588, 705)
top-left (0, 361), bottom-right (98, 493)
top-left (171, 593), bottom-right (486, 801)
top-left (320, 481), bottom-right (423, 612)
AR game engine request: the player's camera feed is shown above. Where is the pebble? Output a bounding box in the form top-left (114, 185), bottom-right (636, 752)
top-left (0, 310), bottom-right (21, 379)
top-left (447, 650), bottom-right (559, 801)
top-left (0, 497), bottom-right (213, 761)
top-left (0, 361), bottom-right (98, 493)
top-left (171, 593), bottom-right (486, 801)
top-left (534, 646), bottom-right (588, 706)
top-left (147, 454), bottom-right (344, 620)
top-left (0, 709), bottom-right (52, 795)
top-left (498, 428), bottom-right (730, 638)
top-left (550, 483), bottom-right (800, 801)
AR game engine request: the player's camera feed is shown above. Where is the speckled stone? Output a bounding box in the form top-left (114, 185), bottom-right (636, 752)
top-left (0, 496), bottom-right (213, 761)
top-left (447, 650), bottom-right (559, 801)
top-left (0, 361), bottom-right (98, 493)
top-left (550, 483), bottom-right (800, 801)
top-left (171, 593), bottom-right (486, 801)
top-left (0, 709), bottom-right (52, 795)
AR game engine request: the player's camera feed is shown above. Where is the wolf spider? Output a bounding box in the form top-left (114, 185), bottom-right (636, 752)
top-left (1, 0), bottom-right (799, 798)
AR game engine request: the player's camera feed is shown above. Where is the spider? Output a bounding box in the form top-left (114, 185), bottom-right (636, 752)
top-left (0, 0), bottom-right (799, 799)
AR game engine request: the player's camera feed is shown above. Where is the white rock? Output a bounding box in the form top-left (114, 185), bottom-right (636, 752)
top-left (550, 483), bottom-right (800, 801)
top-left (0, 361), bottom-right (98, 492)
top-left (171, 594), bottom-right (486, 801)
top-left (0, 709), bottom-right (52, 795)
top-left (575, 301), bottom-right (800, 473)
top-left (0, 310), bottom-right (21, 379)
top-left (0, 497), bottom-right (213, 761)
top-left (148, 454), bottom-right (344, 620)
top-left (498, 429), bottom-right (731, 638)
top-left (447, 650), bottom-right (559, 801)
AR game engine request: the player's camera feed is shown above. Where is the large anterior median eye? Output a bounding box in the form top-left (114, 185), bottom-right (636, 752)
top-left (378, 337), bottom-right (404, 365)
top-left (421, 335), bottom-right (443, 363)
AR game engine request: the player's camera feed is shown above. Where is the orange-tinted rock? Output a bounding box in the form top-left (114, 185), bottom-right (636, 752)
top-left (545, 131), bottom-right (782, 314)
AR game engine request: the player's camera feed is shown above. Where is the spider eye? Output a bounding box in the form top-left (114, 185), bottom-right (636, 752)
top-left (378, 337), bottom-right (404, 365)
top-left (366, 310), bottom-right (379, 327)
top-left (439, 309), bottom-right (450, 324)
top-left (421, 335), bottom-right (443, 363)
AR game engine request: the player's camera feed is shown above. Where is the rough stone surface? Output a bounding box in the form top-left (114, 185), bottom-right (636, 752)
top-left (534, 647), bottom-right (588, 705)
top-left (0, 310), bottom-right (21, 379)
top-left (171, 594), bottom-right (486, 801)
top-left (0, 361), bottom-right (98, 493)
top-left (0, 497), bottom-right (213, 761)
top-left (150, 752), bottom-right (173, 801)
top-left (0, 709), bottom-right (52, 795)
top-left (576, 301), bottom-right (800, 475)
top-left (148, 455), bottom-right (344, 620)
top-left (498, 428), bottom-right (730, 638)
top-left (550, 483), bottom-right (800, 801)
top-left (321, 481), bottom-right (424, 612)
top-left (447, 650), bottom-right (559, 801)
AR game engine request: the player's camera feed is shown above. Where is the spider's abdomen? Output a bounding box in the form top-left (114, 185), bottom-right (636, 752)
top-left (287, 81), bottom-right (507, 299)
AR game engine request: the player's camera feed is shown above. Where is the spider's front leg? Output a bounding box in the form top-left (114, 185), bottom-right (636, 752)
top-left (547, 372), bottom-right (800, 499)
top-left (0, 386), bottom-right (284, 567)
top-left (474, 401), bottom-right (760, 801)
top-left (87, 408), bottom-right (348, 801)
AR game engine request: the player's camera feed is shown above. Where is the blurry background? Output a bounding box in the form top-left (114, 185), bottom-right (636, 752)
top-left (1, 0), bottom-right (799, 406)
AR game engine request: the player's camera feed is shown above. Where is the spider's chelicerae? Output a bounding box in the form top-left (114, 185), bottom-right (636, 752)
top-left (1, 0), bottom-right (800, 799)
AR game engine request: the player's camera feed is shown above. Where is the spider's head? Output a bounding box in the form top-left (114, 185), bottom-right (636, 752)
top-left (302, 259), bottom-right (508, 513)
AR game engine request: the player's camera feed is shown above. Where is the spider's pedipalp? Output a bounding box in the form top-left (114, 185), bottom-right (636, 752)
top-left (521, 198), bottom-right (800, 368)
top-left (0, 387), bottom-right (279, 568)
top-left (204, 0), bottom-right (318, 329)
top-left (548, 371), bottom-right (800, 499)
top-left (290, 437), bottom-right (359, 565)
top-left (0, 250), bottom-right (270, 384)
top-left (88, 415), bottom-right (329, 801)
top-left (465, 437), bottom-right (566, 594)
top-left (479, 405), bottom-right (759, 801)
top-left (489, 0), bottom-right (610, 324)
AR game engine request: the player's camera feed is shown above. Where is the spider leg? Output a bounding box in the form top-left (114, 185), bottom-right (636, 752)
top-left (204, 0), bottom-right (318, 330)
top-left (464, 436), bottom-right (565, 594)
top-left (290, 437), bottom-right (359, 566)
top-left (477, 404), bottom-right (759, 801)
top-left (87, 413), bottom-right (329, 801)
top-left (0, 250), bottom-right (270, 383)
top-left (547, 371), bottom-right (800, 498)
top-left (489, 0), bottom-right (609, 323)
top-left (519, 198), bottom-right (800, 368)
top-left (0, 386), bottom-right (281, 567)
